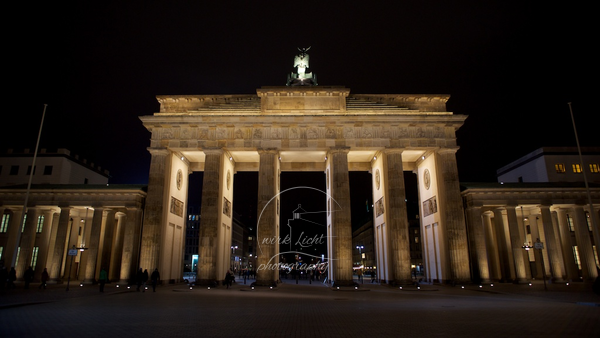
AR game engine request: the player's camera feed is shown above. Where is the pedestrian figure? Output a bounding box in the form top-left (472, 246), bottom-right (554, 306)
top-left (99, 268), bottom-right (108, 292)
top-left (39, 268), bottom-right (49, 289)
top-left (357, 269), bottom-right (363, 284)
top-left (225, 270), bottom-right (233, 289)
top-left (7, 267), bottom-right (16, 289)
top-left (23, 266), bottom-right (34, 289)
top-left (142, 269), bottom-right (149, 292)
top-left (136, 268), bottom-right (143, 291)
top-left (151, 268), bottom-right (160, 292)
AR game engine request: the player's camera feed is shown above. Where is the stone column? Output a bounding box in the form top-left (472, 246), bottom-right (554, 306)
top-left (84, 207), bottom-right (104, 282)
top-left (466, 206), bottom-right (491, 283)
top-left (139, 148), bottom-right (170, 272)
top-left (16, 208), bottom-right (39, 279)
top-left (527, 214), bottom-right (544, 279)
top-left (539, 206), bottom-right (565, 281)
top-left (483, 211), bottom-right (501, 281)
top-left (506, 206), bottom-right (529, 282)
top-left (3, 208), bottom-right (23, 269)
top-left (99, 210), bottom-right (116, 278)
top-left (255, 149), bottom-right (278, 286)
top-left (328, 147), bottom-right (353, 286)
top-left (493, 208), bottom-right (514, 282)
top-left (197, 149), bottom-right (224, 285)
top-left (383, 149), bottom-right (411, 284)
top-left (436, 149), bottom-right (471, 283)
top-left (109, 212), bottom-right (125, 282)
top-left (573, 205), bottom-right (598, 280)
top-left (555, 208), bottom-right (579, 281)
top-left (35, 209), bottom-right (56, 277)
top-left (119, 207), bottom-right (143, 284)
top-left (49, 207), bottom-right (72, 281)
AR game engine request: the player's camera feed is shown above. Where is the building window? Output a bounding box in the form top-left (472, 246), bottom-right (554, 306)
top-left (1, 214), bottom-right (9, 232)
top-left (27, 166), bottom-right (36, 175)
top-left (10, 165), bottom-right (19, 175)
top-left (573, 246), bottom-right (581, 270)
top-left (572, 164), bottom-right (582, 173)
top-left (590, 163), bottom-right (599, 173)
top-left (0, 246), bottom-right (3, 261)
top-left (22, 214), bottom-right (27, 232)
top-left (566, 214), bottom-right (575, 232)
top-left (31, 247), bottom-right (39, 269)
top-left (585, 212), bottom-right (592, 232)
top-left (593, 245), bottom-right (599, 270)
top-left (36, 215), bottom-right (44, 233)
top-left (43, 165), bottom-right (53, 175)
top-left (555, 163), bottom-right (566, 173)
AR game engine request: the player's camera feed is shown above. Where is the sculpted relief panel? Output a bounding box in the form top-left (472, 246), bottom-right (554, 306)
top-left (150, 123), bottom-right (454, 149)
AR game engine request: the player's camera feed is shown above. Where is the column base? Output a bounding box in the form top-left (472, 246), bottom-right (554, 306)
top-left (513, 278), bottom-right (530, 284)
top-left (332, 280), bottom-right (357, 287)
top-left (254, 279), bottom-right (277, 287)
top-left (388, 279), bottom-right (415, 286)
top-left (196, 279), bottom-right (219, 287)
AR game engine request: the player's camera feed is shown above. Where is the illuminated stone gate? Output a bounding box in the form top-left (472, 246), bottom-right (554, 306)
top-left (139, 85), bottom-right (471, 286)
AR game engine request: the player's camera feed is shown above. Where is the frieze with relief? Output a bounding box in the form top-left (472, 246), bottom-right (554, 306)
top-left (153, 123), bottom-right (453, 143)
top-left (216, 127), bottom-right (228, 140)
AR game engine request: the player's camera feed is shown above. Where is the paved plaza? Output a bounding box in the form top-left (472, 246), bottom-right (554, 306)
top-left (1, 277), bottom-right (599, 338)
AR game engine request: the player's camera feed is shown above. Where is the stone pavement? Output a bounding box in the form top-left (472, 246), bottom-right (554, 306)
top-left (1, 277), bottom-right (599, 338)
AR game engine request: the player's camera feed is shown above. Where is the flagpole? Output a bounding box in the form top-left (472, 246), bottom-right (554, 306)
top-left (568, 102), bottom-right (600, 250)
top-left (10, 104), bottom-right (47, 270)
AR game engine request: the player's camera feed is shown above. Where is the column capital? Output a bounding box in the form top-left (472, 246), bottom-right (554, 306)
top-left (436, 147), bottom-right (459, 155)
top-left (257, 148), bottom-right (279, 155)
top-left (382, 148), bottom-right (404, 155)
top-left (147, 147), bottom-right (170, 156)
top-left (203, 148), bottom-right (225, 156)
top-left (327, 146), bottom-right (350, 155)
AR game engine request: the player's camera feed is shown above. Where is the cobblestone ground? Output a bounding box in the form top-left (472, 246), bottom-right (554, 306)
top-left (1, 279), bottom-right (599, 338)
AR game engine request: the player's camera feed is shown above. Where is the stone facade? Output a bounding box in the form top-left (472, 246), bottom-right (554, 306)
top-left (0, 185), bottom-right (146, 284)
top-left (462, 183), bottom-right (600, 283)
top-left (140, 86), bottom-right (469, 286)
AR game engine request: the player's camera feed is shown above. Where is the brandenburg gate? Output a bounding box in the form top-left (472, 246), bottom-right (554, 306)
top-left (138, 51), bottom-right (470, 286)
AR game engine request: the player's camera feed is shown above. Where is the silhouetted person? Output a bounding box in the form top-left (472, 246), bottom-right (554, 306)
top-left (23, 266), bottom-right (34, 289)
top-left (7, 267), bottom-right (16, 289)
top-left (136, 268), bottom-right (143, 291)
top-left (39, 268), bottom-right (49, 289)
top-left (142, 269), bottom-right (149, 292)
top-left (151, 268), bottom-right (160, 292)
top-left (99, 268), bottom-right (108, 292)
top-left (225, 270), bottom-right (233, 289)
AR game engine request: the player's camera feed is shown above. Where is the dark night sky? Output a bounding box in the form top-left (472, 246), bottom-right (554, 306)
top-left (4, 1), bottom-right (595, 227)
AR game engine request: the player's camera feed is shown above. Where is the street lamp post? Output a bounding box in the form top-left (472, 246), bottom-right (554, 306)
top-left (66, 245), bottom-right (88, 291)
top-left (231, 245), bottom-right (238, 271)
top-left (356, 245), bottom-right (364, 283)
top-left (522, 239), bottom-right (547, 291)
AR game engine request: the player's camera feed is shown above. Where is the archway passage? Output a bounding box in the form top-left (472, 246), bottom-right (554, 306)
top-left (278, 172), bottom-right (327, 284)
